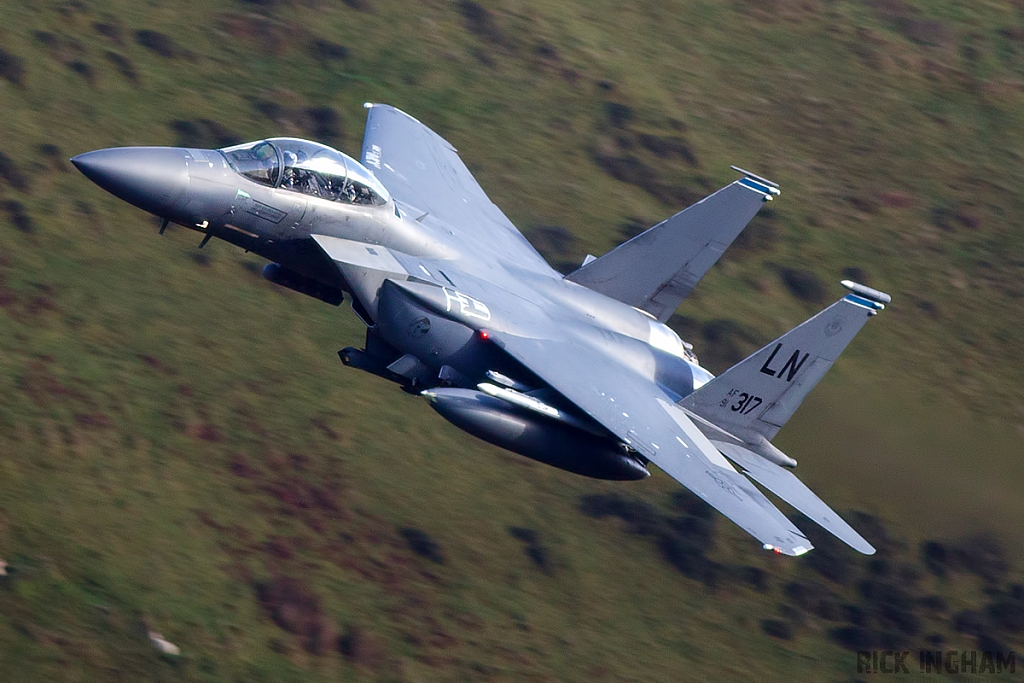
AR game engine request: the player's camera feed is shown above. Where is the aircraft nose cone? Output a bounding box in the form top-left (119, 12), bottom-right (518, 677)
top-left (71, 147), bottom-right (190, 216)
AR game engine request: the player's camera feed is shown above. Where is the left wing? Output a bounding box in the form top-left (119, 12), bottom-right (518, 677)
top-left (491, 331), bottom-right (812, 556)
top-left (360, 104), bottom-right (553, 275)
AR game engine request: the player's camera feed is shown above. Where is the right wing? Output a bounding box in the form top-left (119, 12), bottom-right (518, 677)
top-left (360, 104), bottom-right (553, 275)
top-left (491, 330), bottom-right (813, 556)
top-left (712, 440), bottom-right (875, 554)
top-left (566, 174), bottom-right (778, 322)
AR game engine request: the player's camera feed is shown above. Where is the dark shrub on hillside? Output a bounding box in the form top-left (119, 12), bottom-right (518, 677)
top-left (33, 31), bottom-right (59, 49)
top-left (508, 526), bottom-right (538, 544)
top-left (0, 153), bottom-right (28, 192)
top-left (579, 493), bottom-right (665, 537)
top-left (849, 511), bottom-right (898, 554)
top-left (977, 634), bottom-right (1009, 655)
top-left (310, 39), bottom-right (348, 62)
top-left (525, 543), bottom-right (551, 573)
top-left (66, 59), bottom-right (94, 83)
top-left (3, 201), bottom-right (34, 233)
top-left (784, 580), bottom-right (835, 614)
top-left (842, 266), bottom-right (870, 285)
top-left (637, 132), bottom-right (697, 165)
top-left (957, 534), bottom-right (1008, 584)
top-left (659, 536), bottom-right (723, 586)
top-left (104, 51), bottom-right (138, 83)
top-left (868, 557), bottom-right (891, 576)
top-left (729, 210), bottom-right (779, 255)
top-left (592, 152), bottom-right (658, 189)
top-left (0, 49), bottom-right (26, 86)
top-left (698, 318), bottom-right (765, 370)
top-left (399, 527), bottom-right (444, 564)
top-left (953, 610), bottom-right (990, 636)
top-left (458, 0), bottom-right (501, 40)
top-left (604, 102), bottom-right (634, 128)
top-left (667, 515), bottom-right (715, 547)
top-left (740, 566), bottom-right (771, 592)
top-left (136, 29), bottom-right (182, 58)
top-left (843, 604), bottom-right (867, 626)
top-left (669, 489), bottom-right (713, 519)
top-left (169, 119), bottom-right (241, 148)
top-left (987, 599), bottom-right (1024, 633)
top-left (761, 619), bottom-right (793, 640)
top-left (93, 21), bottom-right (123, 44)
top-left (38, 143), bottom-right (67, 172)
top-left (508, 526), bottom-right (552, 573)
top-left (303, 105), bottom-right (342, 142)
top-left (830, 626), bottom-right (873, 651)
top-left (618, 216), bottom-right (649, 241)
top-left (526, 225), bottom-right (575, 260)
top-left (338, 625), bottom-right (387, 668)
top-left (920, 594), bottom-right (948, 614)
top-left (806, 547), bottom-right (853, 586)
top-left (780, 267), bottom-right (826, 303)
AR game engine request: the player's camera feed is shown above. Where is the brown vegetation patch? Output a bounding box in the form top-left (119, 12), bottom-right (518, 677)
top-left (217, 13), bottom-right (306, 57)
top-left (255, 575), bottom-right (337, 654)
top-left (74, 412), bottom-right (113, 429)
top-left (338, 624), bottom-right (388, 668)
top-left (897, 18), bottom-right (954, 48)
top-left (229, 453), bottom-right (256, 478)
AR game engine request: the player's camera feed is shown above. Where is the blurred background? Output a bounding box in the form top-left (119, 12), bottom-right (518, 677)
top-left (0, 0), bottom-right (1023, 680)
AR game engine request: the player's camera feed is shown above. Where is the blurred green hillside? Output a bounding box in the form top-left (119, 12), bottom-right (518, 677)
top-left (1, 0), bottom-right (1024, 680)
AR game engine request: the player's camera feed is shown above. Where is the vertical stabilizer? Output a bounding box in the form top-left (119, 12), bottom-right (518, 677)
top-left (680, 282), bottom-right (889, 440)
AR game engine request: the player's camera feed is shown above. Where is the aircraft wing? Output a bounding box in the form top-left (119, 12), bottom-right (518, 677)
top-left (359, 104), bottom-right (552, 273)
top-left (491, 331), bottom-right (813, 556)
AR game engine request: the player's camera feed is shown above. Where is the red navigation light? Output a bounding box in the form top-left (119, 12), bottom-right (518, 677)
top-left (478, 329), bottom-right (490, 340)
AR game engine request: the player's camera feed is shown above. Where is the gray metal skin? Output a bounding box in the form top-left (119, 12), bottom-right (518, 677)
top-left (71, 138), bottom-right (702, 479)
top-left (72, 104), bottom-right (889, 557)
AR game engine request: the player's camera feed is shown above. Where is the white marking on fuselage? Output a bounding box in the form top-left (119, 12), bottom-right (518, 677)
top-left (442, 287), bottom-right (491, 322)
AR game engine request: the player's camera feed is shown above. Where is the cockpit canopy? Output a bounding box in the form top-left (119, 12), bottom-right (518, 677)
top-left (220, 138), bottom-right (391, 207)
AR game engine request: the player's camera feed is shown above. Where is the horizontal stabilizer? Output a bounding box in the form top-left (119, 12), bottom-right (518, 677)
top-left (681, 283), bottom-right (888, 440)
top-left (566, 171), bottom-right (779, 322)
top-left (714, 441), bottom-right (875, 554)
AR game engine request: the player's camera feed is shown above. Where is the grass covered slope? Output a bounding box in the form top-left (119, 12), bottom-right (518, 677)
top-left (1, 0), bottom-right (1024, 680)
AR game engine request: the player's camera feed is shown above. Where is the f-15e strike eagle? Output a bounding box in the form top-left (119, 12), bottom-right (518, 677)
top-left (73, 103), bottom-right (890, 557)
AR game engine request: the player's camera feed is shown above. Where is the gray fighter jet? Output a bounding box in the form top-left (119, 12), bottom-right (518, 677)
top-left (72, 104), bottom-right (891, 556)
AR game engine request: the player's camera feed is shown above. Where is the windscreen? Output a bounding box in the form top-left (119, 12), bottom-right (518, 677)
top-left (220, 140), bottom-right (281, 187)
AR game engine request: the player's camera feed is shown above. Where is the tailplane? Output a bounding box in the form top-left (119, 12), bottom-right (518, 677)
top-left (566, 168), bottom-right (779, 322)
